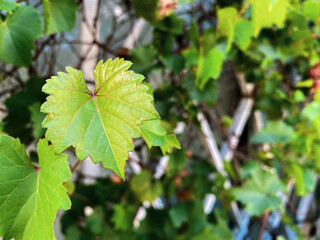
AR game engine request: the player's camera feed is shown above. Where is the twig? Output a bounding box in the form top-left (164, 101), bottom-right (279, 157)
top-left (258, 210), bottom-right (269, 240)
top-left (71, 160), bottom-right (81, 173)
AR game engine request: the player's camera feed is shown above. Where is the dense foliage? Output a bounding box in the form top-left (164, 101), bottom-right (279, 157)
top-left (1, 0), bottom-right (320, 239)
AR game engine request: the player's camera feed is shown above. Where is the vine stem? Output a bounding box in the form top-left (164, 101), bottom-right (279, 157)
top-left (71, 160), bottom-right (81, 173)
top-left (258, 210), bottom-right (269, 240)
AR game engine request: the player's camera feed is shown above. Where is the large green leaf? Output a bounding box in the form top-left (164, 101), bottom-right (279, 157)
top-left (232, 167), bottom-right (285, 215)
top-left (250, 121), bottom-right (294, 144)
top-left (0, 0), bottom-right (18, 13)
top-left (196, 48), bottom-right (224, 89)
top-left (41, 58), bottom-right (159, 179)
top-left (0, 5), bottom-right (42, 66)
top-left (0, 135), bottom-right (71, 239)
top-left (43, 0), bottom-right (77, 35)
top-left (251, 0), bottom-right (289, 37)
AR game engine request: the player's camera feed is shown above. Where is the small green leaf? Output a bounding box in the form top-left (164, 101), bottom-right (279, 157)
top-left (4, 78), bottom-right (46, 143)
top-left (234, 19), bottom-right (253, 51)
top-left (217, 7), bottom-right (237, 52)
top-left (232, 167), bottom-right (285, 215)
top-left (85, 207), bottom-right (107, 236)
top-left (111, 204), bottom-right (136, 231)
top-left (250, 121), bottom-right (294, 144)
top-left (303, 102), bottom-right (320, 121)
top-left (43, 0), bottom-right (77, 35)
top-left (289, 163), bottom-right (315, 196)
top-left (41, 58), bottom-right (159, 179)
top-left (196, 48), bottom-right (224, 89)
top-left (160, 134), bottom-right (181, 154)
top-left (251, 0), bottom-right (289, 37)
top-left (29, 102), bottom-right (46, 139)
top-left (155, 15), bottom-right (183, 35)
top-left (183, 72), bottom-right (218, 105)
top-left (129, 45), bottom-right (157, 76)
top-left (140, 119), bottom-right (167, 148)
top-left (167, 148), bottom-right (187, 176)
top-left (0, 135), bottom-right (71, 239)
top-left (64, 180), bottom-right (76, 195)
top-left (159, 54), bottom-right (185, 74)
top-left (169, 204), bottom-right (188, 228)
top-left (182, 48), bottom-right (199, 68)
top-left (130, 170), bottom-right (162, 202)
top-left (0, 5), bottom-right (42, 66)
top-left (132, 0), bottom-right (159, 23)
top-left (303, 0), bottom-right (320, 22)
top-left (0, 0), bottom-right (18, 13)
top-left (188, 21), bottom-right (199, 49)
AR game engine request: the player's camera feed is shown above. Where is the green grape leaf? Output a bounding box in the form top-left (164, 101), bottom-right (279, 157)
top-left (232, 167), bottom-right (285, 215)
top-left (4, 78), bottom-right (46, 143)
top-left (160, 134), bottom-right (181, 154)
top-left (289, 163), bottom-right (315, 196)
top-left (43, 0), bottom-right (77, 35)
top-left (183, 71), bottom-right (218, 105)
top-left (167, 148), bottom-right (187, 176)
top-left (63, 180), bottom-right (76, 195)
top-left (303, 0), bottom-right (320, 22)
top-left (85, 207), bottom-right (107, 236)
top-left (140, 119), bottom-right (167, 148)
top-left (155, 15), bottom-right (183, 35)
top-left (132, 0), bottom-right (159, 24)
top-left (130, 170), bottom-right (162, 202)
top-left (250, 121), bottom-right (294, 144)
top-left (159, 54), bottom-right (185, 74)
top-left (129, 44), bottom-right (157, 76)
top-left (182, 48), bottom-right (199, 68)
top-left (0, 135), bottom-right (71, 239)
top-left (0, 0), bottom-right (18, 13)
top-left (169, 204), bottom-right (188, 228)
top-left (29, 102), bottom-right (46, 139)
top-left (111, 203), bottom-right (136, 231)
top-left (0, 5), bottom-right (42, 66)
top-left (188, 21), bottom-right (199, 49)
top-left (196, 48), bottom-right (224, 89)
top-left (41, 58), bottom-right (159, 179)
top-left (251, 0), bottom-right (289, 37)
top-left (217, 7), bottom-right (237, 52)
top-left (234, 19), bottom-right (253, 51)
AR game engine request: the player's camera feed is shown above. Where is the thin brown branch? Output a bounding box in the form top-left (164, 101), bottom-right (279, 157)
top-left (258, 210), bottom-right (269, 240)
top-left (71, 160), bottom-right (81, 173)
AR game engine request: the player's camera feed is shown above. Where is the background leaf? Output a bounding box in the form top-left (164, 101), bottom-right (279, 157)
top-left (43, 0), bottom-right (77, 35)
top-left (0, 5), bottom-right (42, 66)
top-left (232, 167), bottom-right (285, 215)
top-left (0, 0), bottom-right (18, 13)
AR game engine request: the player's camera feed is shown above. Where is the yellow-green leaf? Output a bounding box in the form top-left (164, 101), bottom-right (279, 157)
top-left (41, 58), bottom-right (159, 179)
